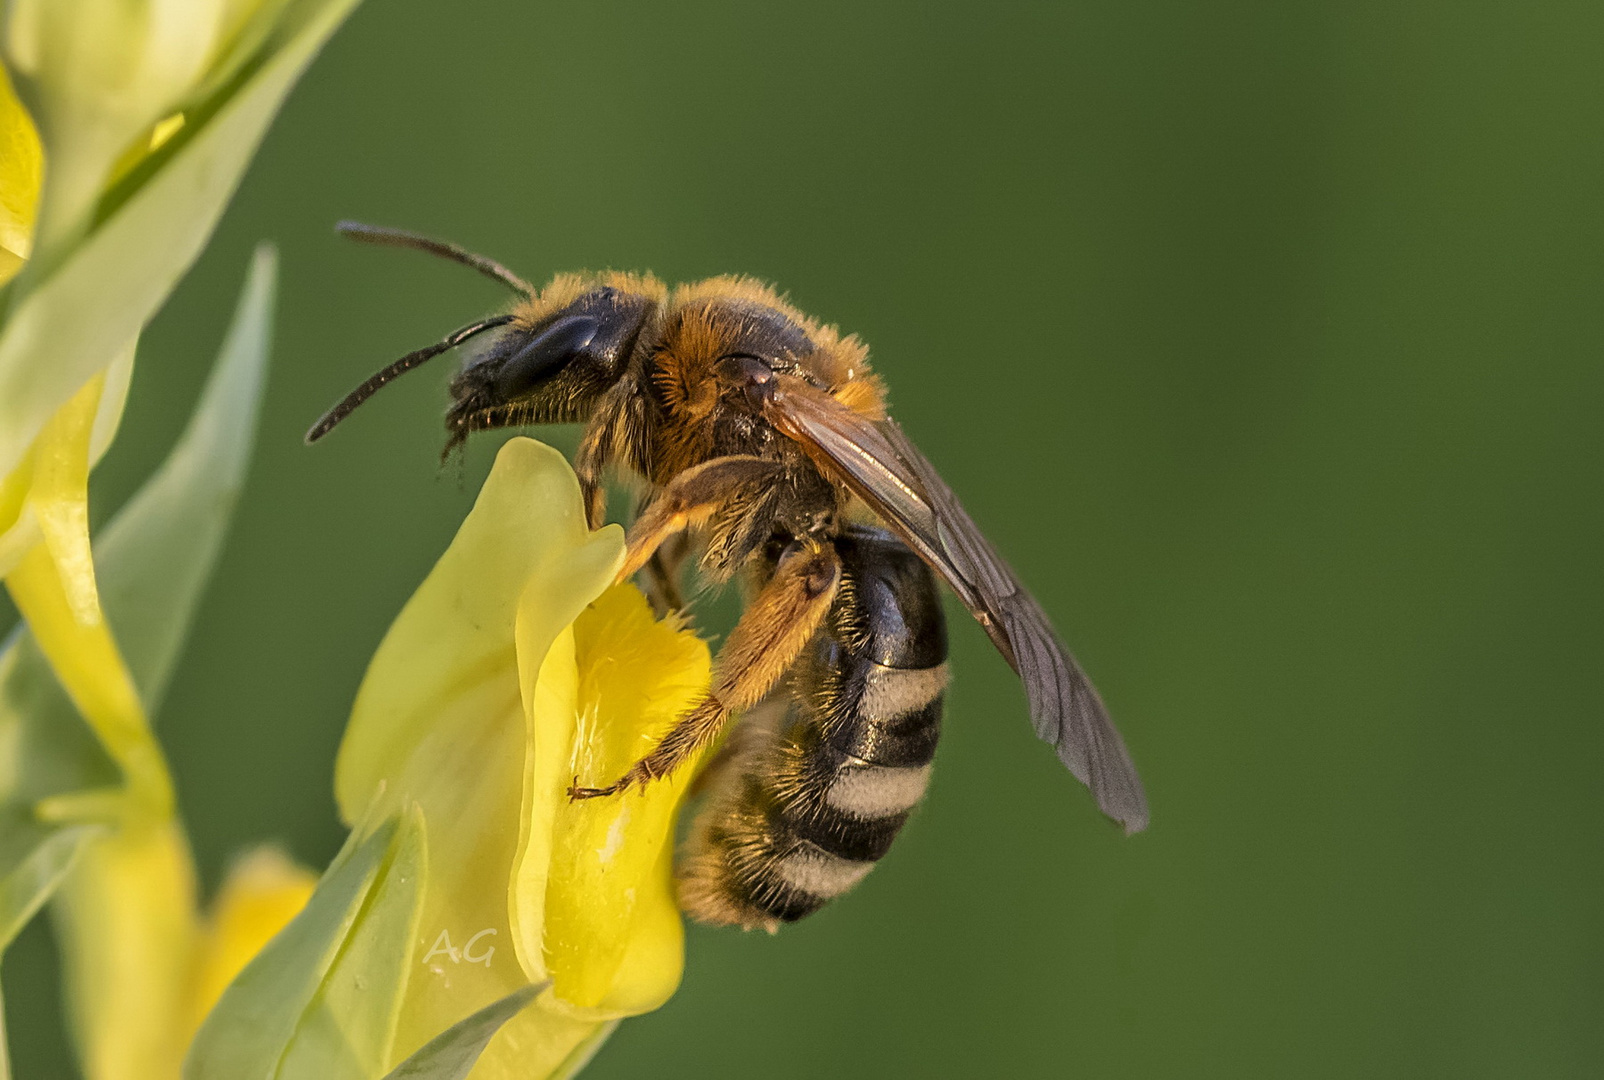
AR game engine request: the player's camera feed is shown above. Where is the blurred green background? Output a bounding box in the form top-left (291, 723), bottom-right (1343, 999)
top-left (7, 0), bottom-right (1602, 1076)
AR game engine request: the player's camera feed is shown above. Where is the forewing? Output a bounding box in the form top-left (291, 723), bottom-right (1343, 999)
top-left (765, 377), bottom-right (1149, 833)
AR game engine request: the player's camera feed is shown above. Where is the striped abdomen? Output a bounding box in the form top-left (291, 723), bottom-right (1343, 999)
top-left (680, 526), bottom-right (949, 930)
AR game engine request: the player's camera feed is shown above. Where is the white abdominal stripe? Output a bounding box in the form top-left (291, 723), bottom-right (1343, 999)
top-left (772, 842), bottom-right (878, 898)
top-left (824, 762), bottom-right (934, 819)
top-left (857, 662), bottom-right (949, 725)
top-left (740, 659), bottom-right (950, 916)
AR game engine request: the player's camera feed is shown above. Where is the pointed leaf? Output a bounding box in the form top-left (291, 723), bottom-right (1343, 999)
top-left (381, 982), bottom-right (548, 1080)
top-left (184, 815), bottom-right (406, 1080)
top-left (94, 242), bottom-right (274, 715)
top-left (276, 806), bottom-right (426, 1080)
top-left (0, 820), bottom-right (93, 949)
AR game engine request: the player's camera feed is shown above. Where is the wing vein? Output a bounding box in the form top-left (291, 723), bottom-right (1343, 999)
top-left (763, 377), bottom-right (1149, 832)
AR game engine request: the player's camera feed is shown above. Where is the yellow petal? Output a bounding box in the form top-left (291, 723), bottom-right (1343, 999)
top-left (334, 437), bottom-right (623, 822)
top-left (185, 846), bottom-right (316, 1037)
top-left (525, 585), bottom-right (711, 1013)
top-left (21, 373), bottom-right (105, 624)
top-left (0, 345), bottom-right (133, 580)
top-left (0, 443), bottom-right (33, 565)
top-left (52, 819), bottom-right (198, 1080)
top-left (2, 373), bottom-right (170, 815)
top-left (0, 60), bottom-right (41, 280)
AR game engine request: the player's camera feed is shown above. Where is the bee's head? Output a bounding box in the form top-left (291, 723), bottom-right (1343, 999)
top-left (444, 279), bottom-right (660, 456)
top-left (305, 222), bottom-right (663, 449)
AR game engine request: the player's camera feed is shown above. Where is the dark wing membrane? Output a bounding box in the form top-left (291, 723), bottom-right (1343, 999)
top-left (764, 377), bottom-right (1148, 833)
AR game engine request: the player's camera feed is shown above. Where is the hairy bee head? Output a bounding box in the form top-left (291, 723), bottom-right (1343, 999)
top-left (306, 222), bottom-right (879, 455)
top-left (443, 273), bottom-right (664, 454)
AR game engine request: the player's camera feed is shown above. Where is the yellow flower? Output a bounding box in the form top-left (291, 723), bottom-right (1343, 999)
top-left (187, 847), bottom-right (318, 1036)
top-left (0, 248), bottom-right (291, 1080)
top-left (0, 60), bottom-right (40, 283)
top-left (195, 437), bottom-right (712, 1077)
top-left (2, 0), bottom-right (286, 255)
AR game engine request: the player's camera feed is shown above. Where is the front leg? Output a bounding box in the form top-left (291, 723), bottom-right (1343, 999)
top-left (573, 420), bottom-right (612, 531)
top-left (570, 538), bottom-right (841, 799)
top-left (574, 377), bottom-right (653, 530)
top-left (639, 533), bottom-right (692, 616)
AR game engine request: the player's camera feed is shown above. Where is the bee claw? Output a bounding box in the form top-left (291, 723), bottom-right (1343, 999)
top-left (567, 764), bottom-right (663, 802)
top-left (566, 776), bottom-right (621, 801)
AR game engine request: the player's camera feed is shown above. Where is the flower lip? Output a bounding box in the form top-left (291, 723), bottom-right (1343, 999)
top-left (327, 436), bottom-right (712, 1073)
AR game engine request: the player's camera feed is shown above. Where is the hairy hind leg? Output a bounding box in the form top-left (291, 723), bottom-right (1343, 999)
top-left (569, 539), bottom-right (840, 799)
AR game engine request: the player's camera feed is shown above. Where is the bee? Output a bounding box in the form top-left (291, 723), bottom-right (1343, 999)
top-left (309, 222), bottom-right (1148, 929)
top-left (677, 523), bottom-right (949, 927)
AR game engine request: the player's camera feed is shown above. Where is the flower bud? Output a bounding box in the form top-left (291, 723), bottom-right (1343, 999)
top-left (2, 0), bottom-right (265, 251)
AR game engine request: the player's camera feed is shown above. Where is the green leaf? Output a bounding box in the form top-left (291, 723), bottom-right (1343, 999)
top-left (0, 0), bottom-right (362, 482)
top-left (0, 985), bottom-right (10, 1080)
top-left (0, 821), bottom-right (93, 949)
top-left (276, 807), bottom-right (426, 1080)
top-left (0, 247), bottom-right (274, 1056)
top-left (185, 817), bottom-right (401, 1079)
top-left (380, 982), bottom-right (549, 1080)
top-left (184, 810), bottom-right (426, 1080)
top-left (94, 242), bottom-right (275, 717)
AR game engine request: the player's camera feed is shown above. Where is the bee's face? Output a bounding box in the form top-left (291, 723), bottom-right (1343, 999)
top-left (444, 284), bottom-right (656, 449)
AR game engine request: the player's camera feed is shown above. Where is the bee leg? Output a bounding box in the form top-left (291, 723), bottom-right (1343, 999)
top-left (575, 376), bottom-right (657, 530)
top-left (574, 423), bottom-right (611, 530)
top-left (640, 533), bottom-right (691, 615)
top-left (614, 456), bottom-right (783, 582)
top-left (685, 694), bottom-right (788, 798)
top-left (570, 539), bottom-right (841, 799)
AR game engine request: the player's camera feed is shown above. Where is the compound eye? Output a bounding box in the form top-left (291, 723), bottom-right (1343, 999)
top-left (493, 315), bottom-right (601, 398)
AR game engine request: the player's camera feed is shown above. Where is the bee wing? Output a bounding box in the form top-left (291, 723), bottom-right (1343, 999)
top-left (764, 376), bottom-right (1148, 833)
